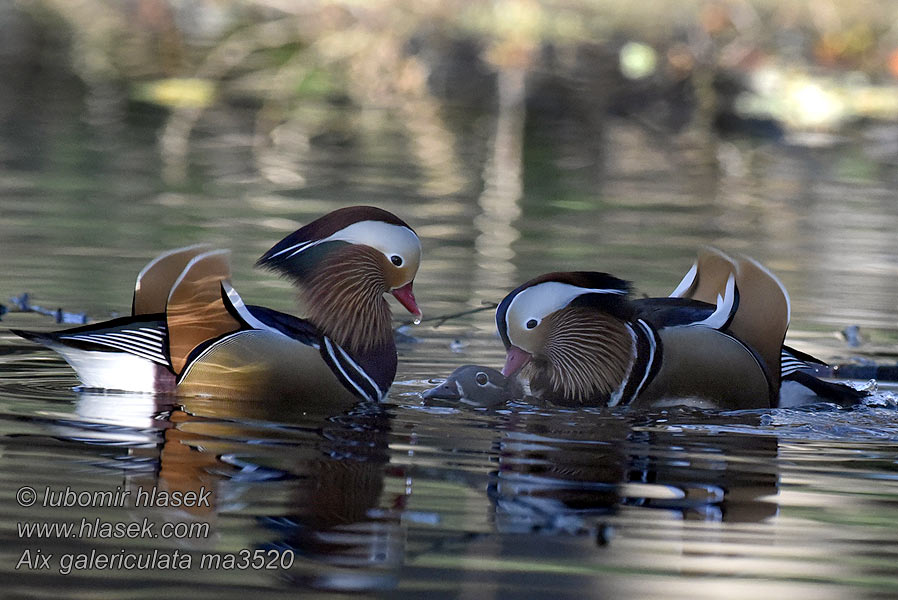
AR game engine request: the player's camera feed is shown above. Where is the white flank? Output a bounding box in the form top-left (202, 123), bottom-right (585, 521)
top-left (778, 380), bottom-right (819, 408)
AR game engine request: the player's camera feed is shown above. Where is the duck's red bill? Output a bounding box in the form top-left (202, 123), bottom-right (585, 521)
top-left (502, 346), bottom-right (532, 377)
top-left (391, 282), bottom-right (422, 320)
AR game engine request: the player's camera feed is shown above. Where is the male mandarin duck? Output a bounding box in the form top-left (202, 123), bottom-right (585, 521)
top-left (12, 206), bottom-right (422, 402)
top-left (496, 248), bottom-right (864, 409)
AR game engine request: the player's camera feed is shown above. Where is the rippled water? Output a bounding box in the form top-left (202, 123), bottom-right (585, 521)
top-left (3, 74), bottom-right (898, 598)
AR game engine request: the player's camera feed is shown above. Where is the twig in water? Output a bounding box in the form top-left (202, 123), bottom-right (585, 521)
top-left (8, 293), bottom-right (90, 324)
top-left (399, 301), bottom-right (498, 328)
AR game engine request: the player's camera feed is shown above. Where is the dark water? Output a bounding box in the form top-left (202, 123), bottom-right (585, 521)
top-left (3, 73), bottom-right (898, 599)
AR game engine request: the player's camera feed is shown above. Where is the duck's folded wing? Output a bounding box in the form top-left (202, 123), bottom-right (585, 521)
top-left (780, 345), bottom-right (827, 377)
top-left (240, 305), bottom-right (321, 346)
top-left (11, 316), bottom-right (174, 392)
top-left (11, 315), bottom-right (169, 366)
top-left (634, 271), bottom-right (737, 331)
top-left (165, 249), bottom-right (242, 375)
top-left (633, 297), bottom-right (716, 328)
top-left (132, 244), bottom-right (213, 316)
top-left (669, 247), bottom-right (737, 304)
top-left (729, 255), bottom-right (790, 389)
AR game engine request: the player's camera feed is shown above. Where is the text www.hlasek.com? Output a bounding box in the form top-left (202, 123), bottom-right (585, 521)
top-left (18, 517), bottom-right (209, 540)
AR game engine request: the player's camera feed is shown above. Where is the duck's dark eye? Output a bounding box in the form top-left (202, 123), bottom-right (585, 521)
top-left (525, 319), bottom-right (538, 330)
top-left (475, 372), bottom-right (489, 386)
top-left (390, 255), bottom-right (403, 267)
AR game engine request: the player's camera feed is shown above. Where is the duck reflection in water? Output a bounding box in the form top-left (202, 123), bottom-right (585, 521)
top-left (42, 371), bottom-right (779, 596)
top-left (178, 397), bottom-right (406, 590)
top-left (55, 389), bottom-right (407, 591)
top-left (422, 376), bottom-right (779, 533)
top-left (489, 410), bottom-right (779, 536)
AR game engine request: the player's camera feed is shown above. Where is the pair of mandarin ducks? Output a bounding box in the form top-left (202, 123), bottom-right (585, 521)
top-left (12, 206), bottom-right (859, 410)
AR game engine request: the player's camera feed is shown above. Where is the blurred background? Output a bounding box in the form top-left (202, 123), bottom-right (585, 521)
top-left (3, 0), bottom-right (898, 359)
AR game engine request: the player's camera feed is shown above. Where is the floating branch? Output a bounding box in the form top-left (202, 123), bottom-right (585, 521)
top-left (8, 293), bottom-right (90, 325)
top-left (398, 301), bottom-right (498, 329)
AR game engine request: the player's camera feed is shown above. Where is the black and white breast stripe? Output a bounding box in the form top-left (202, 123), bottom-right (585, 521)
top-left (59, 325), bottom-right (169, 366)
top-left (320, 337), bottom-right (384, 402)
top-left (611, 319), bottom-right (662, 407)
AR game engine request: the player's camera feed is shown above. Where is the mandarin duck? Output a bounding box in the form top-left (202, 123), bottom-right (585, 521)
top-left (12, 206), bottom-right (422, 403)
top-left (496, 248), bottom-right (864, 409)
top-left (422, 364), bottom-right (524, 407)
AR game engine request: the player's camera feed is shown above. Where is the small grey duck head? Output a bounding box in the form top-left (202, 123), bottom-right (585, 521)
top-left (422, 365), bottom-right (524, 407)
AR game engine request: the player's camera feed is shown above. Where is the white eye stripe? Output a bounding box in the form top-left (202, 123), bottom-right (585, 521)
top-left (505, 282), bottom-right (626, 348)
top-left (274, 221), bottom-right (420, 264)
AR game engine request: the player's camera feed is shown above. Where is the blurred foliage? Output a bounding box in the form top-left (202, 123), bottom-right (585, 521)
top-left (7, 0), bottom-right (898, 189)
top-left (16, 0), bottom-right (898, 98)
